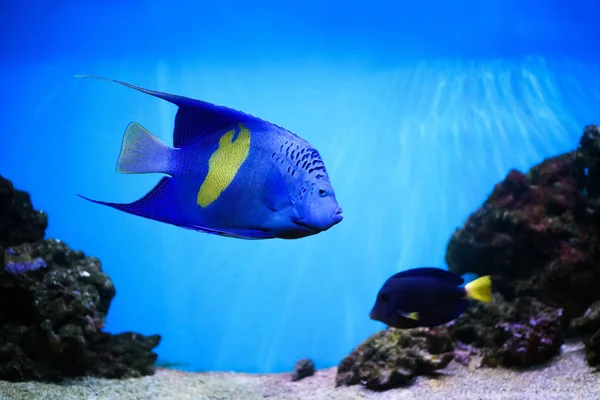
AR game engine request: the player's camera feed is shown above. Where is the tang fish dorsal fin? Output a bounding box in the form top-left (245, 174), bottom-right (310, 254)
top-left (389, 267), bottom-right (464, 286)
top-left (75, 75), bottom-right (265, 148)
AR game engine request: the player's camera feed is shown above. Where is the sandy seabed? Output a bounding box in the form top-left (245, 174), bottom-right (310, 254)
top-left (0, 341), bottom-right (599, 400)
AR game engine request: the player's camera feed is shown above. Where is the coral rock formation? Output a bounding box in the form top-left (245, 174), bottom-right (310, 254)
top-left (444, 125), bottom-right (600, 366)
top-left (0, 175), bottom-right (160, 382)
top-left (446, 125), bottom-right (600, 321)
top-left (337, 124), bottom-right (600, 391)
top-left (0, 177), bottom-right (47, 248)
top-left (335, 328), bottom-right (454, 390)
top-left (449, 295), bottom-right (563, 368)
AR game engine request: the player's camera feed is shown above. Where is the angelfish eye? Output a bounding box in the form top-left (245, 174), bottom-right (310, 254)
top-left (318, 187), bottom-right (327, 197)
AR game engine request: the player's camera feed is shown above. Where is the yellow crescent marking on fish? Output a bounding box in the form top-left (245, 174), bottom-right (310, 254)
top-left (197, 123), bottom-right (251, 208)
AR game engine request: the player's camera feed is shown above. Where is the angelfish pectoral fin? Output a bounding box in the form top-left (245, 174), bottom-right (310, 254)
top-left (262, 163), bottom-right (293, 213)
top-left (197, 123), bottom-right (251, 208)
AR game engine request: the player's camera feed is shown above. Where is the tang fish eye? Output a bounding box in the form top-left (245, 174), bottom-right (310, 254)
top-left (318, 187), bottom-right (327, 197)
top-left (378, 292), bottom-right (390, 302)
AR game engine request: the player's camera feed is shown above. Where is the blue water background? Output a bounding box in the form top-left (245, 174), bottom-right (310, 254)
top-left (1, 0), bottom-right (599, 373)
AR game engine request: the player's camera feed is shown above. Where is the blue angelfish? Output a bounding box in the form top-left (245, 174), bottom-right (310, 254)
top-left (76, 76), bottom-right (343, 240)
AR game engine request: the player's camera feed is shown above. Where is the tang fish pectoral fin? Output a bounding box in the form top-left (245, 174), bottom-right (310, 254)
top-left (407, 312), bottom-right (419, 320)
top-left (116, 122), bottom-right (173, 175)
top-left (399, 311), bottom-right (420, 321)
top-left (196, 123), bottom-right (251, 208)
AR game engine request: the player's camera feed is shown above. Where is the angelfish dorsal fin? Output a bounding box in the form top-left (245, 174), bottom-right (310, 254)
top-left (172, 105), bottom-right (258, 148)
top-left (75, 75), bottom-right (265, 148)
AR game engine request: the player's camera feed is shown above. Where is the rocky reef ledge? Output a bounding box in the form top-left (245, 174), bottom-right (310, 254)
top-left (0, 175), bottom-right (160, 382)
top-left (336, 124), bottom-right (600, 391)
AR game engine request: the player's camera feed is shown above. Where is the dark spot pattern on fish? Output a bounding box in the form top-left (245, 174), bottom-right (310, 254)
top-left (270, 138), bottom-right (331, 184)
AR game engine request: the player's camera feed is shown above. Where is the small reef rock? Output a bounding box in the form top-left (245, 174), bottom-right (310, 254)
top-left (0, 175), bottom-right (160, 382)
top-left (335, 328), bottom-right (454, 390)
top-left (571, 301), bottom-right (600, 368)
top-left (337, 125), bottom-right (600, 391)
top-left (291, 358), bottom-right (315, 382)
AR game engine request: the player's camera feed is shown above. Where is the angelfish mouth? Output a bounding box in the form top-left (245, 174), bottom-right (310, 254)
top-left (332, 207), bottom-right (343, 223)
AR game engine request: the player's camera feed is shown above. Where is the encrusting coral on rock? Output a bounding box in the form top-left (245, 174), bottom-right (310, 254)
top-left (448, 295), bottom-right (564, 368)
top-left (335, 328), bottom-right (454, 390)
top-left (337, 125), bottom-right (600, 391)
top-left (0, 175), bottom-right (160, 382)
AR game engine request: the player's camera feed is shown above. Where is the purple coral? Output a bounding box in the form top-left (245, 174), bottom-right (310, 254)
top-left (4, 257), bottom-right (47, 275)
top-left (495, 306), bottom-right (564, 367)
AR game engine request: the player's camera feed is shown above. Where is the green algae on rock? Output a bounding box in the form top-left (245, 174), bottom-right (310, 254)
top-left (0, 175), bottom-right (161, 382)
top-left (335, 327), bottom-right (454, 390)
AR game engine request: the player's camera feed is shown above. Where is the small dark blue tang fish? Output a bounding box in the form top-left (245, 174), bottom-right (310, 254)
top-left (75, 76), bottom-right (343, 240)
top-left (369, 267), bottom-right (492, 329)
